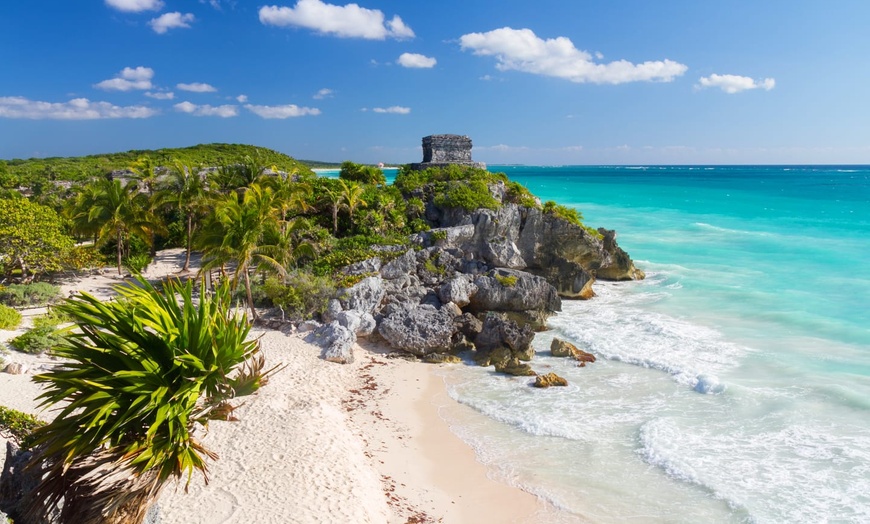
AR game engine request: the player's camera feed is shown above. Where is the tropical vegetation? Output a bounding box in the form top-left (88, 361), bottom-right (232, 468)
top-left (23, 276), bottom-right (275, 523)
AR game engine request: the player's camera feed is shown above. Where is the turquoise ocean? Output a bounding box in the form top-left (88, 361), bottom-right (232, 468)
top-left (435, 165), bottom-right (870, 523)
top-left (326, 165), bottom-right (870, 522)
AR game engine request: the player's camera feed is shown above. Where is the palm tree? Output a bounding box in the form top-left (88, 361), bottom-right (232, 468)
top-left (197, 184), bottom-right (282, 322)
top-left (322, 186), bottom-right (343, 235)
top-left (339, 179), bottom-right (367, 231)
top-left (69, 178), bottom-right (160, 275)
top-left (129, 156), bottom-right (161, 257)
top-left (261, 168), bottom-right (313, 228)
top-left (158, 161), bottom-right (209, 272)
top-left (22, 276), bottom-right (275, 524)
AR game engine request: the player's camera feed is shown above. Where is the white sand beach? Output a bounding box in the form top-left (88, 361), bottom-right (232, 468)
top-left (0, 249), bottom-right (546, 523)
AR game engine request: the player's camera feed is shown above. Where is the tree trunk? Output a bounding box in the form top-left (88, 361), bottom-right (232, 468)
top-left (183, 214), bottom-right (193, 272)
top-left (116, 229), bottom-right (123, 275)
top-left (332, 206), bottom-right (338, 235)
top-left (243, 269), bottom-right (258, 323)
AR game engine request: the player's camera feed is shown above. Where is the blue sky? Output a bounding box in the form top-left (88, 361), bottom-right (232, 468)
top-left (2, 1), bottom-right (869, 165)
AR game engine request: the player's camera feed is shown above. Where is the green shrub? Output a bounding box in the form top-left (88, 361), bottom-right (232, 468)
top-left (263, 272), bottom-right (336, 320)
top-left (494, 274), bottom-right (518, 287)
top-left (0, 406), bottom-right (45, 448)
top-left (505, 181), bottom-right (540, 208)
top-left (434, 179), bottom-right (501, 211)
top-left (339, 161), bottom-right (386, 185)
top-left (430, 230), bottom-right (448, 241)
top-left (0, 282), bottom-right (61, 307)
top-left (32, 307), bottom-right (71, 329)
top-left (123, 253), bottom-right (152, 273)
top-left (542, 200), bottom-right (583, 226)
top-left (0, 304), bottom-right (22, 329)
top-left (63, 244), bottom-right (105, 271)
top-left (9, 326), bottom-right (67, 354)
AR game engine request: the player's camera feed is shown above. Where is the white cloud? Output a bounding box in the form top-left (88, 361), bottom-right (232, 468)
top-left (0, 96), bottom-right (157, 120)
top-left (259, 0), bottom-right (414, 40)
top-left (397, 53), bottom-right (436, 69)
top-left (177, 82), bottom-right (217, 93)
top-left (105, 0), bottom-right (164, 12)
top-left (313, 88), bottom-right (334, 99)
top-left (149, 12), bottom-right (195, 34)
top-left (145, 91), bottom-right (175, 100)
top-left (459, 27), bottom-right (687, 84)
top-left (372, 106), bottom-right (410, 114)
top-left (236, 94), bottom-right (248, 103)
top-left (200, 0), bottom-right (222, 8)
top-left (244, 103), bottom-right (321, 118)
top-left (697, 74), bottom-right (775, 94)
top-left (174, 101), bottom-right (238, 117)
top-left (94, 66), bottom-right (154, 91)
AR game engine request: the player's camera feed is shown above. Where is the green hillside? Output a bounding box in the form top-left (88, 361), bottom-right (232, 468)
top-left (0, 143), bottom-right (313, 187)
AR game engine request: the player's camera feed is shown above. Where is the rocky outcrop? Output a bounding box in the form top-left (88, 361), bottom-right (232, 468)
top-left (424, 196), bottom-right (643, 298)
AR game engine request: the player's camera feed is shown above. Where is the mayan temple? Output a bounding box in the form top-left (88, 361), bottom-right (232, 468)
top-left (409, 134), bottom-right (486, 170)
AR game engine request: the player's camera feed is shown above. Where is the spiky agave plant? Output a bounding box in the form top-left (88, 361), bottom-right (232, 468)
top-left (23, 276), bottom-right (275, 524)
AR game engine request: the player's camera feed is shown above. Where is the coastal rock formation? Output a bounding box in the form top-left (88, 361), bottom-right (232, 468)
top-left (428, 201), bottom-right (643, 298)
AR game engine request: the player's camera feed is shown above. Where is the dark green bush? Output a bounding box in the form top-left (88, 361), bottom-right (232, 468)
top-left (0, 282), bottom-right (61, 307)
top-left (0, 304), bottom-right (21, 329)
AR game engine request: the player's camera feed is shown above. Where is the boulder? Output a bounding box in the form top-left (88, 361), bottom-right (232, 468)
top-left (550, 338), bottom-right (596, 364)
top-left (296, 320), bottom-right (322, 333)
top-left (475, 315), bottom-right (535, 360)
top-left (356, 312), bottom-right (377, 338)
top-left (534, 373), bottom-right (568, 388)
top-left (306, 322), bottom-right (356, 364)
top-left (336, 310), bottom-right (361, 334)
top-left (3, 363), bottom-right (24, 375)
top-left (322, 298), bottom-right (343, 324)
top-left (339, 276), bottom-right (385, 314)
top-left (437, 275), bottom-right (478, 307)
top-left (440, 301), bottom-right (463, 318)
top-left (378, 305), bottom-right (454, 356)
top-left (341, 256), bottom-right (382, 276)
top-left (454, 313), bottom-right (483, 340)
top-left (495, 358), bottom-right (536, 376)
top-left (469, 269), bottom-right (561, 315)
top-left (422, 353), bottom-right (463, 364)
top-left (380, 249), bottom-right (417, 280)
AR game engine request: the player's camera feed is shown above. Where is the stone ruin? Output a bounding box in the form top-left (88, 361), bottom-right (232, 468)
top-left (409, 134), bottom-right (486, 171)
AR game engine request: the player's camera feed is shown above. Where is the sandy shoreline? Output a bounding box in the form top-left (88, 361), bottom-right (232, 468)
top-left (0, 249), bottom-right (548, 523)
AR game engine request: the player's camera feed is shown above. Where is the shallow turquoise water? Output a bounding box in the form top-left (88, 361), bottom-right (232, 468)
top-left (435, 165), bottom-right (870, 523)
